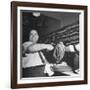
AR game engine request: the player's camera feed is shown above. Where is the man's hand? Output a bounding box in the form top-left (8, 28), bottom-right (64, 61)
top-left (46, 44), bottom-right (54, 51)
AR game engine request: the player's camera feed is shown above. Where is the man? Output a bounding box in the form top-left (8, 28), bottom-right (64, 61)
top-left (22, 29), bottom-right (54, 77)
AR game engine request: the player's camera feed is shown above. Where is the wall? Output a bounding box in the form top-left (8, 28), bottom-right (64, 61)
top-left (0, 0), bottom-right (90, 90)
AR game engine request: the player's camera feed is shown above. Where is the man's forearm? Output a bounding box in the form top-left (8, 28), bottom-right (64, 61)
top-left (28, 44), bottom-right (48, 52)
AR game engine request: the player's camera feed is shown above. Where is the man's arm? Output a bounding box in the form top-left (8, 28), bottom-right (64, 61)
top-left (27, 43), bottom-right (54, 53)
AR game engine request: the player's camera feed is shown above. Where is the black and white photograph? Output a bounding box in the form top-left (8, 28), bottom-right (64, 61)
top-left (21, 11), bottom-right (80, 78)
top-left (11, 1), bottom-right (87, 89)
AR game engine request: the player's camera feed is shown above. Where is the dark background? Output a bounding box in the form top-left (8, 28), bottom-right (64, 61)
top-left (21, 10), bottom-right (80, 44)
